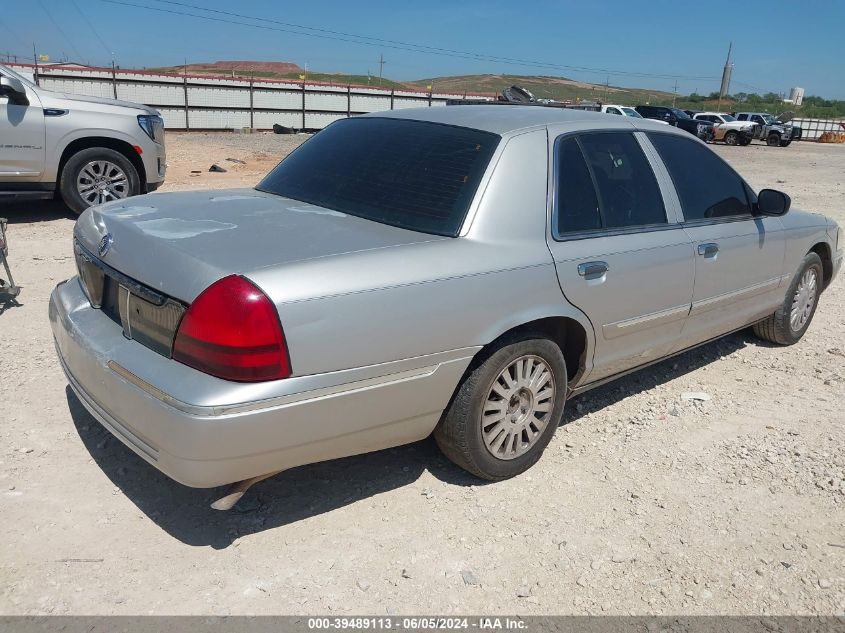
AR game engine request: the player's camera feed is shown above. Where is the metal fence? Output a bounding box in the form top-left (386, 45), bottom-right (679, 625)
top-left (792, 118), bottom-right (845, 141)
top-left (8, 63), bottom-right (492, 131)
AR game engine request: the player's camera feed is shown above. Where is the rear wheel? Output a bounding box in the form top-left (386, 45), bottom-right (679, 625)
top-left (434, 335), bottom-right (567, 480)
top-left (60, 147), bottom-right (140, 215)
top-left (753, 253), bottom-right (823, 345)
top-left (724, 131), bottom-right (739, 146)
top-left (766, 133), bottom-right (782, 147)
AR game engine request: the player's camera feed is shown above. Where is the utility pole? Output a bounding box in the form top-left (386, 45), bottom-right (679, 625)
top-left (672, 79), bottom-right (678, 107)
top-left (378, 53), bottom-right (385, 87)
top-left (32, 43), bottom-right (40, 86)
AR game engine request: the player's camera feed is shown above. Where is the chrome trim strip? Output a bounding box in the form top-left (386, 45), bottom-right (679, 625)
top-left (690, 277), bottom-right (780, 316)
top-left (602, 304), bottom-right (690, 339)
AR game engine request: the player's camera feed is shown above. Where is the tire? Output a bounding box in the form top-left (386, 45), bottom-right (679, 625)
top-left (59, 147), bottom-right (140, 215)
top-left (766, 133), bottom-right (781, 147)
top-left (753, 253), bottom-right (823, 345)
top-left (434, 334), bottom-right (567, 480)
top-left (780, 140), bottom-right (792, 147)
top-left (739, 136), bottom-right (751, 146)
top-left (724, 131), bottom-right (739, 146)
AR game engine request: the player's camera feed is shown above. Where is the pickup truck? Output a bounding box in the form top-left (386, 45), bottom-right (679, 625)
top-left (692, 112), bottom-right (756, 146)
top-left (734, 112), bottom-right (801, 147)
top-left (634, 105), bottom-right (715, 142)
top-left (0, 63), bottom-right (166, 214)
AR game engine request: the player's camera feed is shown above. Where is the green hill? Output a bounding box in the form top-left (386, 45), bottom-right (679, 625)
top-left (406, 74), bottom-right (676, 104)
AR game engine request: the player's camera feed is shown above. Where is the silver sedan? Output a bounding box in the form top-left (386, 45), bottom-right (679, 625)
top-left (50, 105), bottom-right (842, 502)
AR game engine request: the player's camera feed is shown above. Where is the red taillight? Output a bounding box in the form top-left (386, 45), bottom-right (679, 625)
top-left (172, 275), bottom-right (290, 382)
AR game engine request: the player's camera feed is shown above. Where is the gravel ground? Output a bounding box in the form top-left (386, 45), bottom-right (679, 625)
top-left (0, 134), bottom-right (843, 616)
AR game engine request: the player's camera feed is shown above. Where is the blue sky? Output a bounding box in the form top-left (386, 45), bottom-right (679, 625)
top-left (2, 0), bottom-right (844, 99)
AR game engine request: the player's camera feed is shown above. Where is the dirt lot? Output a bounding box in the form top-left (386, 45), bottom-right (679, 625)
top-left (0, 134), bottom-right (842, 616)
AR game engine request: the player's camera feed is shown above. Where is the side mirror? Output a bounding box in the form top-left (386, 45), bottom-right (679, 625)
top-left (757, 189), bottom-right (791, 216)
top-left (0, 76), bottom-right (30, 106)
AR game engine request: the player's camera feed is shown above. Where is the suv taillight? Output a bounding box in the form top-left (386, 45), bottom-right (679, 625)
top-left (172, 275), bottom-right (291, 382)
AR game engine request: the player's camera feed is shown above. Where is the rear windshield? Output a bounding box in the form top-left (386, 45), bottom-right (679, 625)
top-left (257, 117), bottom-right (500, 237)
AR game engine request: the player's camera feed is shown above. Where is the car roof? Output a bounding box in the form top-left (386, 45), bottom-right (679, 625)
top-left (363, 104), bottom-right (627, 136)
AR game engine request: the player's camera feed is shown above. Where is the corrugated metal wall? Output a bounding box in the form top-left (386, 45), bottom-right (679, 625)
top-left (12, 64), bottom-right (487, 130)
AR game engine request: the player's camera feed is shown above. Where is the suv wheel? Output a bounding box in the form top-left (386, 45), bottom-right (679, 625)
top-left (766, 133), bottom-right (782, 147)
top-left (724, 131), bottom-right (739, 146)
top-left (752, 253), bottom-right (823, 345)
top-left (780, 140), bottom-right (792, 147)
top-left (434, 334), bottom-right (567, 480)
top-left (60, 147), bottom-right (140, 215)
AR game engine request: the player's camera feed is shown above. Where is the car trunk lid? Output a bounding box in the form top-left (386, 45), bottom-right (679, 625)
top-left (74, 188), bottom-right (441, 303)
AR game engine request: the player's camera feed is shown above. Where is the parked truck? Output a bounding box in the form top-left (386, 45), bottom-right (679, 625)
top-left (734, 112), bottom-right (802, 147)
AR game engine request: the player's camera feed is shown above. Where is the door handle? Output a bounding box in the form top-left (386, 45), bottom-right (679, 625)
top-left (577, 261), bottom-right (609, 278)
top-left (697, 243), bottom-right (719, 257)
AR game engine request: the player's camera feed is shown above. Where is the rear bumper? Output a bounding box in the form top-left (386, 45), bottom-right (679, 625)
top-left (50, 277), bottom-right (473, 487)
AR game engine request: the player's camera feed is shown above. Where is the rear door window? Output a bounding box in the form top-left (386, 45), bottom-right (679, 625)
top-left (578, 133), bottom-right (666, 229)
top-left (648, 132), bottom-right (751, 221)
top-left (555, 138), bottom-right (601, 234)
top-left (257, 117), bottom-right (500, 237)
top-left (555, 132), bottom-right (667, 235)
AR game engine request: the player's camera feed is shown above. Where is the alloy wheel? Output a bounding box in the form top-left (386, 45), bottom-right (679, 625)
top-left (76, 160), bottom-right (129, 206)
top-left (480, 355), bottom-right (556, 460)
top-left (790, 268), bottom-right (818, 332)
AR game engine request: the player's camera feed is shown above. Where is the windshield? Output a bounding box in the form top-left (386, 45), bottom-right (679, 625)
top-left (670, 108), bottom-right (690, 119)
top-left (257, 117), bottom-right (500, 237)
top-left (720, 114), bottom-right (737, 122)
top-left (622, 107), bottom-right (643, 118)
top-left (0, 64), bottom-right (37, 89)
top-left (762, 114), bottom-right (776, 124)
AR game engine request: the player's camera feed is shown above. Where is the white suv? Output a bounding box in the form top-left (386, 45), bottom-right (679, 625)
top-left (0, 64), bottom-right (166, 214)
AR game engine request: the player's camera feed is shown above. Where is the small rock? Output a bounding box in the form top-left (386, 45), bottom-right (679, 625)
top-left (461, 570), bottom-right (478, 586)
top-left (818, 578), bottom-right (832, 589)
top-left (208, 164), bottom-right (228, 173)
top-left (516, 585), bottom-right (531, 598)
top-left (19, 448), bottom-right (33, 454)
top-left (401, 569), bottom-right (412, 579)
top-left (576, 576), bottom-right (589, 588)
top-left (356, 579), bottom-right (371, 592)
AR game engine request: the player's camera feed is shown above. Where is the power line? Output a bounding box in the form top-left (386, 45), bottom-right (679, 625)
top-left (36, 0), bottom-right (85, 61)
top-left (0, 15), bottom-right (28, 50)
top-left (99, 0), bottom-right (721, 82)
top-left (69, 0), bottom-right (114, 60)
